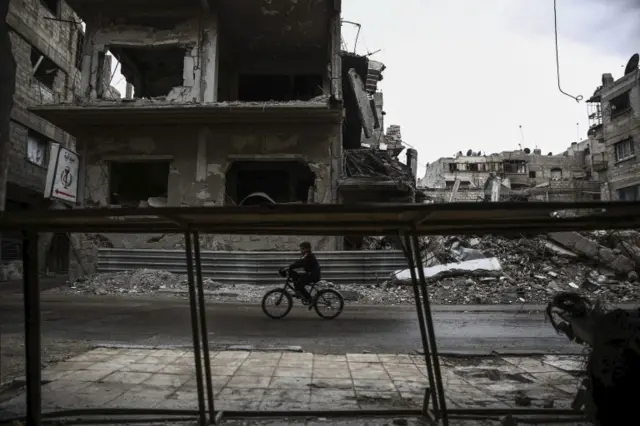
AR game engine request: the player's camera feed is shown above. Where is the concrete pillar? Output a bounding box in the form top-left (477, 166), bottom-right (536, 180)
top-left (201, 13), bottom-right (219, 102)
top-left (406, 148), bottom-right (418, 180)
top-left (125, 83), bottom-right (133, 99)
top-left (79, 25), bottom-right (96, 100)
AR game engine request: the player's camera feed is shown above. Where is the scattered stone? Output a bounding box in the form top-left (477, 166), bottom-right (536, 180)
top-left (392, 419), bottom-right (408, 426)
top-left (340, 290), bottom-right (361, 301)
top-left (628, 271), bottom-right (638, 282)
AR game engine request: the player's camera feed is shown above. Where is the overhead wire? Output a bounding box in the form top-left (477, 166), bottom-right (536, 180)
top-left (553, 0), bottom-right (583, 102)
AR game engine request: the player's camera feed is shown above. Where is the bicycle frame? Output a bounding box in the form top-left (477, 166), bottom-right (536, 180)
top-left (280, 271), bottom-right (319, 299)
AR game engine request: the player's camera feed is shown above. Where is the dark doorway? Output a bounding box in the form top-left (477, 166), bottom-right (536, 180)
top-left (47, 233), bottom-right (69, 274)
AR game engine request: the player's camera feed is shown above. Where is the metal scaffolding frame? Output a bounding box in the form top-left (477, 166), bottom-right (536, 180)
top-left (3, 200), bottom-right (640, 425)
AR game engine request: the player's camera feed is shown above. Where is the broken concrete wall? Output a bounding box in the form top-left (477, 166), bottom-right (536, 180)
top-left (75, 122), bottom-right (341, 252)
top-left (81, 13), bottom-right (217, 102)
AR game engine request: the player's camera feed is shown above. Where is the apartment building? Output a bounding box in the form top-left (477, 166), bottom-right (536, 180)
top-left (26, 0), bottom-right (415, 277)
top-left (586, 55), bottom-right (640, 201)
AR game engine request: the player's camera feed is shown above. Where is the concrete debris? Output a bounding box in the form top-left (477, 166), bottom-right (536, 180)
top-left (343, 149), bottom-right (414, 185)
top-left (548, 232), bottom-right (635, 275)
top-left (68, 269), bottom-right (222, 295)
top-left (362, 236), bottom-right (395, 250)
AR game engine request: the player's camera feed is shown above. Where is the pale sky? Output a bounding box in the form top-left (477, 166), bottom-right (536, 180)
top-left (108, 0), bottom-right (640, 177)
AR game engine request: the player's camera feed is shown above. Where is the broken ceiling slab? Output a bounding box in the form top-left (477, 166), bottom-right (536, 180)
top-left (28, 99), bottom-right (341, 133)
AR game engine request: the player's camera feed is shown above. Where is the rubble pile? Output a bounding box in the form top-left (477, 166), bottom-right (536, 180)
top-left (386, 231), bottom-right (640, 304)
top-left (65, 269), bottom-right (222, 295)
top-left (54, 231), bottom-right (640, 305)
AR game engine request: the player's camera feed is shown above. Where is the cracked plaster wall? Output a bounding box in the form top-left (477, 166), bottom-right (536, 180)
top-left (76, 123), bottom-right (340, 252)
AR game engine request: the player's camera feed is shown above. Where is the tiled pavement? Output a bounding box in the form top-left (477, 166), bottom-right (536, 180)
top-left (0, 348), bottom-right (585, 419)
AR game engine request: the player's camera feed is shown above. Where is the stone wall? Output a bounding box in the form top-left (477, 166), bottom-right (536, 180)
top-left (7, 0), bottom-right (81, 190)
top-left (1, 1), bottom-right (83, 280)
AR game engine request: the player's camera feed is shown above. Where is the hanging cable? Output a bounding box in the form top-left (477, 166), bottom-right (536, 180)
top-left (554, 0), bottom-right (583, 102)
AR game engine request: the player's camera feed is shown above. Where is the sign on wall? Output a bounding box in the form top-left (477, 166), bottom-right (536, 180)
top-left (44, 143), bottom-right (79, 205)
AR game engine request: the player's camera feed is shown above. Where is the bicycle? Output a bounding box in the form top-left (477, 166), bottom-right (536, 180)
top-left (261, 269), bottom-right (344, 320)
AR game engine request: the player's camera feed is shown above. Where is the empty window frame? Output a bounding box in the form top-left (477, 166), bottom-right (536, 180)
top-left (550, 168), bottom-right (563, 180)
top-left (503, 160), bottom-right (526, 174)
top-left (109, 161), bottom-right (170, 206)
top-left (609, 91), bottom-right (631, 118)
top-left (26, 130), bottom-right (48, 167)
top-left (40, 0), bottom-right (59, 16)
top-left (614, 138), bottom-right (635, 162)
top-left (617, 184), bottom-right (640, 201)
top-left (30, 47), bottom-right (59, 90)
top-left (529, 171), bottom-right (536, 178)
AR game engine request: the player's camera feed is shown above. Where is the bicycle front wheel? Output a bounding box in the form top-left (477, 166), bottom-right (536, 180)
top-left (313, 289), bottom-right (344, 320)
top-left (262, 289), bottom-right (293, 319)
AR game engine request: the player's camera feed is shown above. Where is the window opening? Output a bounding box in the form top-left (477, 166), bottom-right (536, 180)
top-left (26, 130), bottom-right (48, 167)
top-left (109, 161), bottom-right (170, 207)
top-left (610, 92), bottom-right (631, 118)
top-left (615, 138), bottom-right (635, 161)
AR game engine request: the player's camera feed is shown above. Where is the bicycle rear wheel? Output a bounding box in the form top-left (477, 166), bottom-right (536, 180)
top-left (313, 289), bottom-right (344, 320)
top-left (262, 289), bottom-right (293, 319)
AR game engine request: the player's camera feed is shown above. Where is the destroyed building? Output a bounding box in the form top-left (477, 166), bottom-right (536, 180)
top-left (418, 145), bottom-right (602, 203)
top-left (586, 53), bottom-right (640, 201)
top-left (25, 0), bottom-right (416, 277)
top-left (0, 0), bottom-right (119, 281)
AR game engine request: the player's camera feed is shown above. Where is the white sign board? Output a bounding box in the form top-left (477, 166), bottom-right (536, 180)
top-left (44, 143), bottom-right (79, 205)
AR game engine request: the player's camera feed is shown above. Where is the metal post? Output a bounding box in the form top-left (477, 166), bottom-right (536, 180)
top-left (401, 234), bottom-right (439, 418)
top-left (184, 232), bottom-right (206, 426)
top-left (192, 231), bottom-right (215, 423)
top-left (22, 230), bottom-right (41, 426)
top-left (411, 233), bottom-right (449, 426)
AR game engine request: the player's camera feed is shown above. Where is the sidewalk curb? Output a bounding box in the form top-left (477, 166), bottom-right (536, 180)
top-left (92, 343), bottom-right (304, 353)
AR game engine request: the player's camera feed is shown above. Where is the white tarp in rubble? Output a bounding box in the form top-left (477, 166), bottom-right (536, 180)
top-left (391, 257), bottom-right (502, 281)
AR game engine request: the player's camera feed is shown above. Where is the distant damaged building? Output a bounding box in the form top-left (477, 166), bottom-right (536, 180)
top-left (418, 146), bottom-right (601, 203)
top-left (25, 0), bottom-right (414, 276)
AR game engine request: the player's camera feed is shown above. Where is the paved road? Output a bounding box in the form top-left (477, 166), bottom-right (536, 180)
top-left (0, 294), bottom-right (580, 355)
